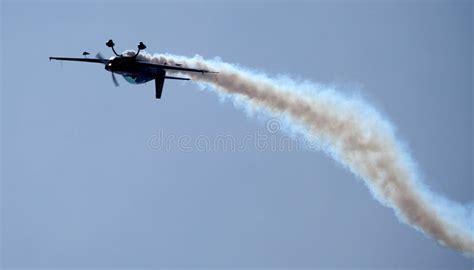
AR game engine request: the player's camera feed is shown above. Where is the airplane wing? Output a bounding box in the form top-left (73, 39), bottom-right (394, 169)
top-left (49, 57), bottom-right (107, 64)
top-left (136, 60), bottom-right (217, 74)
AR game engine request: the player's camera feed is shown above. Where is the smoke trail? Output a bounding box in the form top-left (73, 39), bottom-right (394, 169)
top-left (133, 51), bottom-right (474, 255)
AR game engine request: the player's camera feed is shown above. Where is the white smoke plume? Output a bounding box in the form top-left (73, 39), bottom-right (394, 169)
top-left (132, 51), bottom-right (474, 256)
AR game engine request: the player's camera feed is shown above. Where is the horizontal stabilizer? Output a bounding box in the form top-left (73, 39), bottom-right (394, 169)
top-left (165, 76), bottom-right (190, 81)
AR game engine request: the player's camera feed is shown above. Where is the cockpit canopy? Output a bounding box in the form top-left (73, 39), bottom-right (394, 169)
top-left (122, 74), bottom-right (153, 84)
top-left (123, 75), bottom-right (139, 84)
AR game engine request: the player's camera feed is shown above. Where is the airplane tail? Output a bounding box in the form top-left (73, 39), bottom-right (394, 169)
top-left (154, 74), bottom-right (190, 99)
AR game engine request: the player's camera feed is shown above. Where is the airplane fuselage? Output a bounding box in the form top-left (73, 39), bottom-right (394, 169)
top-left (105, 56), bottom-right (162, 84)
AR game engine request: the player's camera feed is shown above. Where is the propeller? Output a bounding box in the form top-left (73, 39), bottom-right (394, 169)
top-left (97, 52), bottom-right (119, 86)
top-left (96, 52), bottom-right (105, 61)
top-left (111, 72), bottom-right (119, 87)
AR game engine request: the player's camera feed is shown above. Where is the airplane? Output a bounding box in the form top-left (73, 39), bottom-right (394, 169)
top-left (49, 40), bottom-right (217, 99)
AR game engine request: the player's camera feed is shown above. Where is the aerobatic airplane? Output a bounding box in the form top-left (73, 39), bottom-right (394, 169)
top-left (49, 40), bottom-right (216, 99)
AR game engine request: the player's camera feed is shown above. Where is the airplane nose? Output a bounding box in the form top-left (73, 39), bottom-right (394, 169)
top-left (105, 62), bottom-right (113, 71)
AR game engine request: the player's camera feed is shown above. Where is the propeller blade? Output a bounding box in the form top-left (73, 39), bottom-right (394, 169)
top-left (96, 52), bottom-right (105, 60)
top-left (111, 72), bottom-right (119, 87)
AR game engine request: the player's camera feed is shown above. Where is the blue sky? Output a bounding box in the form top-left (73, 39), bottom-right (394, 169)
top-left (1, 0), bottom-right (473, 268)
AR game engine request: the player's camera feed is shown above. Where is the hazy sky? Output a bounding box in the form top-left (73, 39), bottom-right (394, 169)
top-left (1, 0), bottom-right (473, 268)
